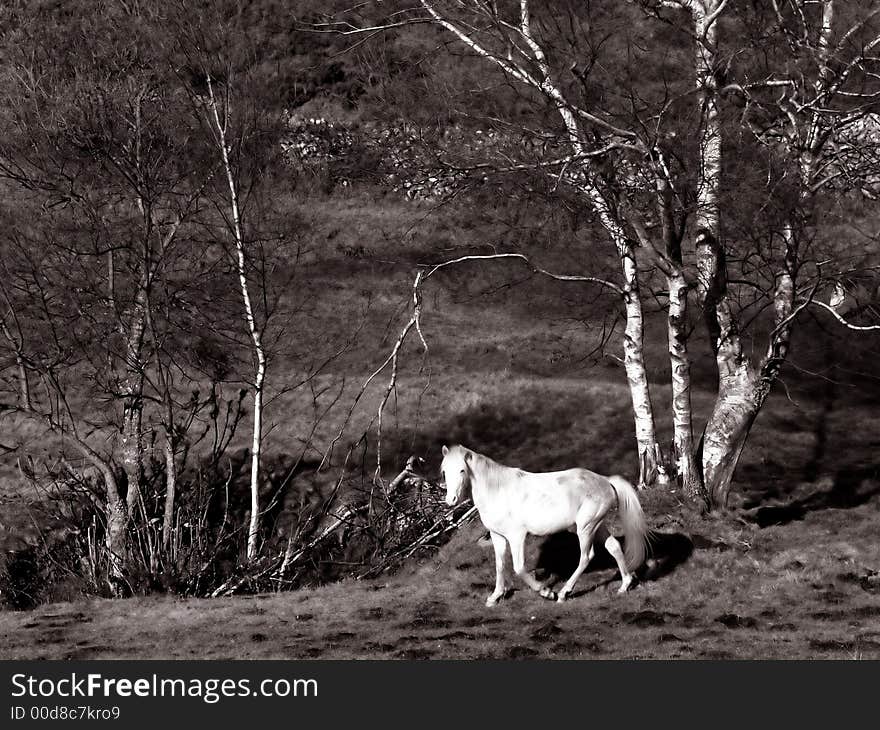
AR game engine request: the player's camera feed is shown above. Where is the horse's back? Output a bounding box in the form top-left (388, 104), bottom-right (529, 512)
top-left (542, 467), bottom-right (616, 498)
top-left (493, 467), bottom-right (615, 535)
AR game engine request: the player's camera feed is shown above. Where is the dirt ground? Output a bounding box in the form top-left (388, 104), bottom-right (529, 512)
top-left (1, 479), bottom-right (878, 660)
top-left (1, 203), bottom-right (877, 660)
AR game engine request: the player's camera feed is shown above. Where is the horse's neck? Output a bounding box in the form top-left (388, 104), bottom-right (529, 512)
top-left (469, 452), bottom-right (516, 501)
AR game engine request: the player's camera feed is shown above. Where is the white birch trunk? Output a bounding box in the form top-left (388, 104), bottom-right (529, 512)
top-left (146, 302), bottom-right (179, 555)
top-left (206, 76), bottom-right (267, 562)
top-left (691, 5), bottom-right (800, 508)
top-left (666, 270), bottom-right (702, 500)
top-left (247, 378), bottom-right (265, 561)
top-left (700, 364), bottom-right (759, 508)
top-left (619, 245), bottom-right (661, 486)
top-left (162, 435), bottom-right (177, 553)
top-left (687, 1), bottom-right (758, 505)
top-left (692, 2), bottom-right (724, 327)
top-left (421, 0), bottom-right (661, 485)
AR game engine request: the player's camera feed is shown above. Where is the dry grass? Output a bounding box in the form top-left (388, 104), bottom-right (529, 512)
top-left (0, 488), bottom-right (877, 659)
top-left (0, 365), bottom-right (877, 659)
top-left (1, 191), bottom-right (878, 658)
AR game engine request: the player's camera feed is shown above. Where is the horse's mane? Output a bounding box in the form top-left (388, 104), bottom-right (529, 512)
top-left (454, 445), bottom-right (522, 492)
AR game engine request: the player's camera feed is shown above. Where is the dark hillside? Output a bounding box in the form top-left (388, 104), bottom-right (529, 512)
top-left (0, 0), bottom-right (877, 661)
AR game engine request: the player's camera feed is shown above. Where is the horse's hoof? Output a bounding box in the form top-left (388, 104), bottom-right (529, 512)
top-left (540, 588), bottom-right (557, 601)
top-left (486, 594), bottom-right (502, 607)
top-left (556, 593), bottom-right (568, 603)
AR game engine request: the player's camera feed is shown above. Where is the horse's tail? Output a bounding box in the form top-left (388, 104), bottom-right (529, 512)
top-left (608, 475), bottom-right (648, 570)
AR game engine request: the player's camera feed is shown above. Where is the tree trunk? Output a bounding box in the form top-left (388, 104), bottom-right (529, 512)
top-left (700, 364), bottom-right (759, 508)
top-left (247, 378), bottom-right (264, 560)
top-left (569, 172), bottom-right (662, 487)
top-left (667, 271), bottom-right (704, 502)
top-left (701, 221), bottom-right (797, 507)
top-left (688, 1), bottom-right (755, 508)
top-left (161, 435), bottom-right (177, 554)
top-left (146, 298), bottom-right (179, 556)
top-left (692, 0), bottom-right (726, 349)
top-left (121, 286), bottom-right (147, 517)
top-left (205, 75), bottom-right (268, 562)
top-left (695, 190), bottom-right (799, 512)
top-left (702, 0), bottom-right (839, 509)
top-left (569, 174), bottom-right (661, 485)
top-left (120, 395), bottom-right (143, 510)
top-left (100, 465), bottom-right (129, 595)
top-left (650, 150), bottom-right (705, 500)
top-left (620, 244), bottom-right (661, 487)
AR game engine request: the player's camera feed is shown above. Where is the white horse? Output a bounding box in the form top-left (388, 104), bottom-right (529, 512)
top-left (441, 444), bottom-right (649, 606)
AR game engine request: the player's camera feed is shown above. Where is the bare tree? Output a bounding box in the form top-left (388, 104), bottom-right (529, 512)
top-left (0, 0), bottom-right (360, 597)
top-left (413, 0), bottom-right (666, 485)
top-left (0, 2), bottom-right (278, 584)
top-left (321, 0), bottom-right (880, 509)
top-left (652, 0), bottom-right (880, 505)
top-left (0, 235), bottom-right (132, 589)
top-left (201, 73), bottom-right (269, 562)
top-left (0, 2), bottom-right (208, 578)
top-left (170, 6), bottom-right (301, 561)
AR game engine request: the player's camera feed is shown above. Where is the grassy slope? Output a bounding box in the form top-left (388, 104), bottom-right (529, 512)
top-left (0, 488), bottom-right (877, 659)
top-left (1, 188), bottom-right (879, 658)
top-left (1, 2), bottom-right (878, 659)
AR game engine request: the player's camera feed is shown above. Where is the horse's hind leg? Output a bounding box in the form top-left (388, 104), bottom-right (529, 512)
top-left (602, 529), bottom-right (635, 593)
top-left (556, 522), bottom-right (599, 602)
top-left (509, 530), bottom-right (556, 600)
top-left (486, 531), bottom-right (513, 607)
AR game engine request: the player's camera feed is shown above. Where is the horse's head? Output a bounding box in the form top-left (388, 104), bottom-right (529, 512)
top-left (440, 444), bottom-right (471, 507)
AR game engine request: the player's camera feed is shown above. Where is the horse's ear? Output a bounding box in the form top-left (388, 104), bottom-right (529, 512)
top-left (441, 445), bottom-right (449, 457)
top-left (463, 451), bottom-right (471, 462)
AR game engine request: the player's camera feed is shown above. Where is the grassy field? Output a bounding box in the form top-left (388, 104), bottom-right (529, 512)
top-left (1, 190), bottom-right (878, 659)
top-left (0, 481), bottom-right (878, 659)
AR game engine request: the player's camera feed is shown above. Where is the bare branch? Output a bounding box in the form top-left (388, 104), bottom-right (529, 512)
top-left (809, 299), bottom-right (880, 330)
top-left (420, 253), bottom-right (624, 295)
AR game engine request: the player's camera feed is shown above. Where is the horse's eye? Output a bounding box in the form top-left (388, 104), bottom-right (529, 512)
top-left (460, 469), bottom-right (466, 474)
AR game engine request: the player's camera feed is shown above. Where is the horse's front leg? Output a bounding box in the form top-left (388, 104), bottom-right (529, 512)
top-left (509, 530), bottom-right (557, 601)
top-left (486, 531), bottom-right (513, 607)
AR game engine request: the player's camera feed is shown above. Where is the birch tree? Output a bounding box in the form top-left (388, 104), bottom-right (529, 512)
top-left (166, 3), bottom-right (293, 559)
top-left (201, 74), bottom-right (268, 562)
top-left (325, 0), bottom-right (879, 508)
top-left (0, 3), bottom-right (206, 578)
top-left (0, 1), bottom-right (260, 582)
top-left (410, 0), bottom-right (665, 485)
top-left (653, 0), bottom-right (880, 506)
top-left (0, 0), bottom-right (341, 593)
top-left (171, 0), bottom-right (344, 562)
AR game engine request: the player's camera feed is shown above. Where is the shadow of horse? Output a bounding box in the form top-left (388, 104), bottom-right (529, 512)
top-left (534, 530), bottom-right (695, 597)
